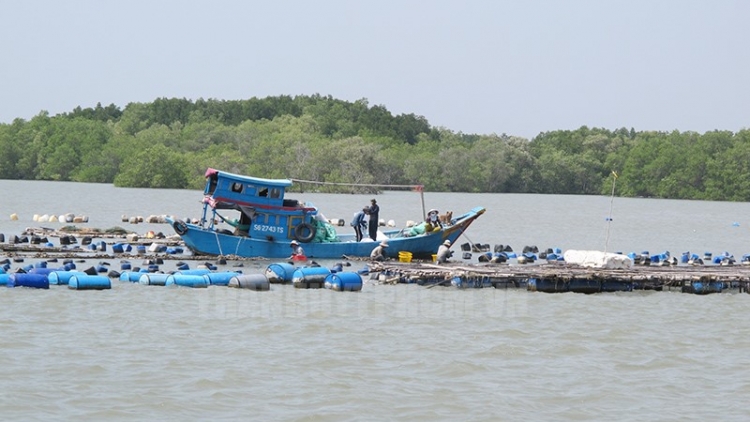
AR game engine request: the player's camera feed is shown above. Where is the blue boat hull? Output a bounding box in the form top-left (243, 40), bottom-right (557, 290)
top-left (167, 207), bottom-right (485, 259)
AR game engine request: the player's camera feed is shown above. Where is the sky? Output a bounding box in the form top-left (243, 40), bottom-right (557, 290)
top-left (1, 0), bottom-right (748, 139)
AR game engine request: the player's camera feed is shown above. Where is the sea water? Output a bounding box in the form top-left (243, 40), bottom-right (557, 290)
top-left (1, 180), bottom-right (749, 421)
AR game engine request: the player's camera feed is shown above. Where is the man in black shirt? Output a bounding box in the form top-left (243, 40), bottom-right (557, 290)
top-left (368, 199), bottom-right (380, 241)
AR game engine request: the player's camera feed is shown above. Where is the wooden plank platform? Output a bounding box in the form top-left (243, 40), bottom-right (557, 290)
top-left (366, 261), bottom-right (750, 293)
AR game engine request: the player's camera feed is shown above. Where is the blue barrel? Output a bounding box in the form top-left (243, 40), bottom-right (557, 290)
top-left (0, 274), bottom-right (9, 286)
top-left (119, 271), bottom-right (143, 282)
top-left (527, 278), bottom-right (568, 293)
top-left (228, 274), bottom-right (270, 291)
top-left (49, 271), bottom-right (83, 285)
top-left (265, 263), bottom-right (296, 284)
top-left (29, 267), bottom-right (55, 277)
top-left (292, 267), bottom-right (331, 289)
top-left (175, 268), bottom-right (211, 276)
top-left (34, 261), bottom-right (48, 269)
top-left (8, 273), bottom-right (49, 289)
top-left (165, 274), bottom-right (209, 288)
top-left (121, 262), bottom-right (132, 270)
top-left (136, 245), bottom-right (146, 254)
top-left (203, 271), bottom-right (239, 286)
top-left (112, 243), bottom-right (124, 253)
top-left (139, 273), bottom-right (170, 286)
top-left (69, 274), bottom-right (111, 290)
top-left (324, 272), bottom-right (363, 291)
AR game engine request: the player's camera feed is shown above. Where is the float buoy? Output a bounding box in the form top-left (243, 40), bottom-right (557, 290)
top-left (69, 274), bottom-right (111, 290)
top-left (265, 263), bottom-right (295, 283)
top-left (324, 272), bottom-right (363, 291)
top-left (165, 274), bottom-right (208, 288)
top-left (202, 271), bottom-right (240, 286)
top-left (228, 274), bottom-right (270, 290)
top-left (292, 267), bottom-right (331, 289)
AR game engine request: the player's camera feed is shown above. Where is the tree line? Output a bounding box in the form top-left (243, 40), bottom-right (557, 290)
top-left (0, 95), bottom-right (748, 201)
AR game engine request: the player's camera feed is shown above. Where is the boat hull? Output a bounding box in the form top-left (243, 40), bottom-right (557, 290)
top-left (167, 207), bottom-right (485, 259)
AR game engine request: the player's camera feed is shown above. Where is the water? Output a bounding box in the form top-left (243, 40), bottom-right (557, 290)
top-left (1, 180), bottom-right (750, 421)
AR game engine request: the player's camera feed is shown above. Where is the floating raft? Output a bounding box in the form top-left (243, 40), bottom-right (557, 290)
top-left (367, 261), bottom-right (750, 294)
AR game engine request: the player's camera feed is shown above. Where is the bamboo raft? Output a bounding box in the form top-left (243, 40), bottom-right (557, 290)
top-left (366, 261), bottom-right (750, 294)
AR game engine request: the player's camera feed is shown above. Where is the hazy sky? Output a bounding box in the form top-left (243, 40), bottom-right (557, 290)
top-left (2, 0), bottom-right (748, 139)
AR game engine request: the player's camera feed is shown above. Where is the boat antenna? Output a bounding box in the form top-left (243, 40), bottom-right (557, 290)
top-left (603, 170), bottom-right (618, 254)
top-left (290, 179), bottom-right (426, 219)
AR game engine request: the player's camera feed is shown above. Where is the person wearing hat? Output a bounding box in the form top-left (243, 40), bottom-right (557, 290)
top-left (425, 208), bottom-right (442, 232)
top-left (436, 239), bottom-right (452, 264)
top-left (289, 239), bottom-right (305, 259)
top-left (367, 199), bottom-right (380, 241)
top-left (370, 240), bottom-right (388, 261)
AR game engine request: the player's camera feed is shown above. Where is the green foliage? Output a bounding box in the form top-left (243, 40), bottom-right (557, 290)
top-left (114, 144), bottom-right (188, 188)
top-left (2, 95), bottom-right (749, 200)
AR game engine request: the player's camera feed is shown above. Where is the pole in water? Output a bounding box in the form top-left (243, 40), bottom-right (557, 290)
top-left (603, 170), bottom-right (618, 254)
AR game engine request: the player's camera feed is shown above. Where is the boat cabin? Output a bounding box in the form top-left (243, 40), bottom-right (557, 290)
top-left (203, 168), bottom-right (316, 242)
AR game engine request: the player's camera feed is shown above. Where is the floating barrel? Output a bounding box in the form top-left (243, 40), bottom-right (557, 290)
top-left (121, 262), bottom-right (131, 270)
top-left (228, 274), bottom-right (270, 290)
top-left (265, 263), bottom-right (296, 284)
top-left (136, 245), bottom-right (146, 254)
top-left (119, 271), bottom-right (143, 282)
top-left (600, 280), bottom-right (634, 292)
top-left (527, 277), bottom-right (568, 293)
top-left (0, 274), bottom-right (9, 286)
top-left (202, 271), bottom-right (239, 286)
top-left (49, 271), bottom-right (84, 285)
top-left (29, 267), bottom-right (55, 277)
top-left (69, 274), bottom-right (111, 290)
top-left (165, 274), bottom-right (209, 288)
top-left (292, 267), bottom-right (331, 289)
top-left (139, 273), bottom-right (170, 286)
top-left (175, 268), bottom-right (211, 276)
top-left (568, 278), bottom-right (601, 294)
top-left (8, 273), bottom-right (49, 289)
top-left (112, 243), bottom-right (124, 253)
top-left (324, 272), bottom-right (363, 291)
top-left (682, 280), bottom-right (723, 294)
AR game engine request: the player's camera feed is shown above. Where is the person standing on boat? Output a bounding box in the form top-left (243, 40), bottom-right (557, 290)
top-left (351, 207), bottom-right (368, 242)
top-left (289, 240), bottom-right (305, 259)
top-left (367, 199), bottom-right (380, 241)
top-left (370, 241), bottom-right (388, 261)
top-left (436, 240), bottom-right (452, 264)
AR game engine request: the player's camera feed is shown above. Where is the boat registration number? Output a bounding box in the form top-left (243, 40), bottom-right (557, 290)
top-left (252, 224), bottom-right (284, 234)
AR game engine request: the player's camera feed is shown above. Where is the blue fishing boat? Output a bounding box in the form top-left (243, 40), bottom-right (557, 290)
top-left (165, 168), bottom-right (485, 259)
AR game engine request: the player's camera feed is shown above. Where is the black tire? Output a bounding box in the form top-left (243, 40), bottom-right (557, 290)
top-left (173, 219), bottom-right (188, 235)
top-left (294, 222), bottom-right (315, 243)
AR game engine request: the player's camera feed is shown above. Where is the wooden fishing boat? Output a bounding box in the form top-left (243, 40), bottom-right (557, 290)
top-left (165, 168), bottom-right (485, 259)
